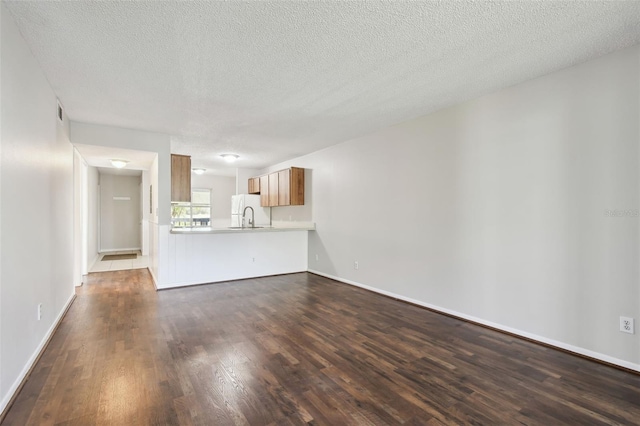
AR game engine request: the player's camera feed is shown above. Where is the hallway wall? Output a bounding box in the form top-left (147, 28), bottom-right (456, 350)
top-left (0, 3), bottom-right (75, 412)
top-left (99, 173), bottom-right (141, 252)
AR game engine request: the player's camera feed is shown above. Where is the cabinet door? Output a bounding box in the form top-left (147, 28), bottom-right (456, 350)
top-left (248, 177), bottom-right (260, 194)
top-left (278, 169), bottom-right (290, 206)
top-left (289, 167), bottom-right (304, 205)
top-left (259, 175), bottom-right (269, 207)
top-left (171, 154), bottom-right (191, 202)
top-left (268, 173), bottom-right (279, 207)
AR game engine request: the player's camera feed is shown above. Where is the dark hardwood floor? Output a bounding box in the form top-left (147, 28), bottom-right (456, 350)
top-left (2, 270), bottom-right (639, 425)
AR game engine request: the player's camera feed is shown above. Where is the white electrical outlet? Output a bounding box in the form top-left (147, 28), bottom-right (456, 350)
top-left (37, 303), bottom-right (43, 321)
top-left (354, 261), bottom-right (359, 270)
top-left (252, 257), bottom-right (255, 263)
top-left (620, 317), bottom-right (634, 334)
top-left (315, 254), bottom-right (319, 261)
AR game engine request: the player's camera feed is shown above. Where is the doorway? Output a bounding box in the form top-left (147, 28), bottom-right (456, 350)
top-left (89, 169), bottom-right (147, 272)
top-left (73, 144), bottom-right (156, 279)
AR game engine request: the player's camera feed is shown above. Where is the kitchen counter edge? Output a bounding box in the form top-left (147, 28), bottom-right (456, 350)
top-left (170, 224), bottom-right (316, 234)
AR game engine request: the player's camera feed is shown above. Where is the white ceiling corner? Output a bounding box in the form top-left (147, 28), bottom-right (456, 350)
top-left (5, 1), bottom-right (640, 173)
top-left (74, 143), bottom-right (156, 171)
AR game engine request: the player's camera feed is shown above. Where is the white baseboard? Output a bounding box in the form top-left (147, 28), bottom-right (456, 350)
top-left (99, 247), bottom-right (141, 254)
top-left (87, 253), bottom-right (100, 275)
top-left (0, 292), bottom-right (76, 416)
top-left (148, 266), bottom-right (159, 290)
top-left (307, 269), bottom-right (640, 373)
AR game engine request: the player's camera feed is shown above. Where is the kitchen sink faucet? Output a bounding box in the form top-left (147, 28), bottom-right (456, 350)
top-left (242, 206), bottom-right (255, 228)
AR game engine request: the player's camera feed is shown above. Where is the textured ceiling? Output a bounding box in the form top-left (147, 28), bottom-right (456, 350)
top-left (5, 1), bottom-right (640, 174)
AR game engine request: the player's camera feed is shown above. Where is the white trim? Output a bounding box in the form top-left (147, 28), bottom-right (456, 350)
top-left (148, 266), bottom-right (159, 290)
top-left (98, 247), bottom-right (141, 253)
top-left (86, 253), bottom-right (100, 279)
top-left (0, 292), bottom-right (76, 415)
top-left (308, 269), bottom-right (640, 373)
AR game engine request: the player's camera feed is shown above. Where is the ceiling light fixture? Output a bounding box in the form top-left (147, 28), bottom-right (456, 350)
top-left (220, 154), bottom-right (239, 163)
top-left (192, 168), bottom-right (206, 175)
top-left (110, 159), bottom-right (128, 168)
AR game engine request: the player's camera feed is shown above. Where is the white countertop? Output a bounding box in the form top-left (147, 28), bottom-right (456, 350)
top-left (170, 223), bottom-right (315, 234)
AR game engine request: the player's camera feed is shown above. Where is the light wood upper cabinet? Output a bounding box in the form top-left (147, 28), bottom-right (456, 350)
top-left (278, 169), bottom-right (290, 206)
top-left (252, 167), bottom-right (304, 207)
top-left (288, 167), bottom-right (304, 205)
top-left (248, 177), bottom-right (260, 194)
top-left (259, 175), bottom-right (270, 207)
top-left (268, 173), bottom-right (279, 207)
top-left (171, 154), bottom-right (191, 202)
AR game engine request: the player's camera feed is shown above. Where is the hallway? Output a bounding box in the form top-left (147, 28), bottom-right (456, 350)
top-left (88, 250), bottom-right (149, 273)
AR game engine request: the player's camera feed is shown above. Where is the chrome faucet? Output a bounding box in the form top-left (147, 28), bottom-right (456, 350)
top-left (242, 206), bottom-right (255, 228)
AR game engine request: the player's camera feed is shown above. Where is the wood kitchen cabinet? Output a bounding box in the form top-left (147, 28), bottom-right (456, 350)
top-left (259, 175), bottom-right (270, 207)
top-left (252, 167), bottom-right (304, 207)
top-left (171, 154), bottom-right (191, 202)
top-left (248, 177), bottom-right (260, 194)
top-left (268, 173), bottom-right (279, 207)
top-left (278, 169), bottom-right (290, 206)
top-left (286, 167), bottom-right (304, 205)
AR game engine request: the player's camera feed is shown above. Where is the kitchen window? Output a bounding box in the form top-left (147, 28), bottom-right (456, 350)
top-left (171, 188), bottom-right (211, 227)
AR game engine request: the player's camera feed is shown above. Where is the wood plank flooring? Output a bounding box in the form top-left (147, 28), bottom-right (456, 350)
top-left (2, 270), bottom-right (639, 425)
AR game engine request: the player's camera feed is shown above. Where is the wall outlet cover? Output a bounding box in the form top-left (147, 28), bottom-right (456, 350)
top-left (620, 317), bottom-right (634, 334)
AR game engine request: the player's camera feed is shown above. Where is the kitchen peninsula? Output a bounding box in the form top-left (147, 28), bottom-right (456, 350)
top-left (163, 224), bottom-right (315, 288)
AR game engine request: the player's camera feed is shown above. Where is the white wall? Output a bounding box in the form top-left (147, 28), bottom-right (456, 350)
top-left (0, 2), bottom-right (75, 411)
top-left (149, 154), bottom-right (162, 285)
top-left (266, 45), bottom-right (640, 370)
top-left (141, 170), bottom-right (150, 255)
top-left (0, 1), bottom-right (4, 404)
top-left (74, 154), bottom-right (99, 279)
top-left (73, 149), bottom-right (82, 286)
top-left (86, 165), bottom-right (99, 270)
top-left (99, 173), bottom-right (141, 252)
top-left (235, 168), bottom-right (259, 195)
top-left (191, 174), bottom-right (236, 228)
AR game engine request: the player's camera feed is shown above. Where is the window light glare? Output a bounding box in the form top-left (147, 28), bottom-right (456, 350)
top-left (192, 168), bottom-right (206, 175)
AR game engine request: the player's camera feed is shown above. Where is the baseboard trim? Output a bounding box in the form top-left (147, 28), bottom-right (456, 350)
top-left (0, 292), bottom-right (77, 421)
top-left (307, 269), bottom-right (640, 374)
top-left (87, 253), bottom-right (100, 275)
top-left (99, 247), bottom-right (141, 254)
top-left (148, 266), bottom-right (159, 291)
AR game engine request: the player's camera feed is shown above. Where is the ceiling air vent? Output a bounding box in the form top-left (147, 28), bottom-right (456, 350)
top-left (57, 100), bottom-right (64, 124)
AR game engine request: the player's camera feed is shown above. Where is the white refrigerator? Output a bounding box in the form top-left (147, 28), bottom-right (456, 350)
top-left (231, 194), bottom-right (271, 227)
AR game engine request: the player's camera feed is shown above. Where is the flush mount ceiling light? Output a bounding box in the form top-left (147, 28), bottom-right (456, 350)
top-left (220, 154), bottom-right (239, 163)
top-left (192, 168), bottom-right (206, 175)
top-left (110, 159), bottom-right (128, 168)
